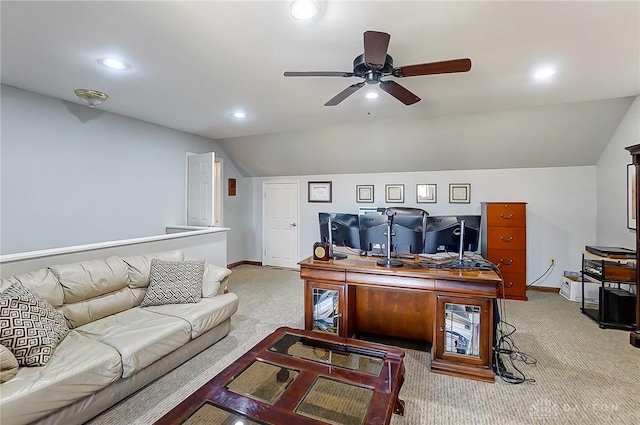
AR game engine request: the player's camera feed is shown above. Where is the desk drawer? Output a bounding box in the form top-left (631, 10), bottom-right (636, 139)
top-left (485, 227), bottom-right (526, 250)
top-left (485, 203), bottom-right (526, 227)
top-left (485, 249), bottom-right (526, 272)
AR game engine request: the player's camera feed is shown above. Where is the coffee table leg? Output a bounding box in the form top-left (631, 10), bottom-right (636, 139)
top-left (393, 371), bottom-right (405, 416)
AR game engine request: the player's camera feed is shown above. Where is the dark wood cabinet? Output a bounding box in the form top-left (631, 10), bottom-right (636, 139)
top-left (481, 202), bottom-right (528, 300)
top-left (624, 144), bottom-right (640, 348)
top-left (432, 295), bottom-right (494, 382)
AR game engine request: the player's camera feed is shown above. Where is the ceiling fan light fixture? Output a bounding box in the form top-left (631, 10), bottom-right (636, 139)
top-left (233, 111), bottom-right (246, 119)
top-left (290, 0), bottom-right (318, 20)
top-left (74, 89), bottom-right (109, 108)
top-left (365, 91), bottom-right (379, 99)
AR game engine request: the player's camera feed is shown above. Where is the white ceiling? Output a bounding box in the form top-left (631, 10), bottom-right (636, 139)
top-left (2, 1), bottom-right (639, 177)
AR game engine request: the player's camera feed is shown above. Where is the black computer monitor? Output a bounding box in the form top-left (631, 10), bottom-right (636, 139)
top-left (424, 215), bottom-right (481, 254)
top-left (359, 212), bottom-right (425, 255)
top-left (318, 213), bottom-right (361, 251)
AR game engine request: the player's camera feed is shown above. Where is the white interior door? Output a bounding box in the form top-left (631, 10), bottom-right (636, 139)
top-left (263, 181), bottom-right (299, 268)
top-left (187, 152), bottom-right (214, 226)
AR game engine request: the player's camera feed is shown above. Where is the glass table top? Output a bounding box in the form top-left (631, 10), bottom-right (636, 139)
top-left (295, 376), bottom-right (374, 425)
top-left (181, 402), bottom-right (270, 425)
top-left (226, 360), bottom-right (299, 405)
top-left (268, 333), bottom-right (385, 376)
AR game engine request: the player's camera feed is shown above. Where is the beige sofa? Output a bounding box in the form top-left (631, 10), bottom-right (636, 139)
top-left (0, 250), bottom-right (239, 425)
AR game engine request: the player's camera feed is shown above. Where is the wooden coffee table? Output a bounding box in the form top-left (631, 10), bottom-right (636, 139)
top-left (154, 326), bottom-right (405, 425)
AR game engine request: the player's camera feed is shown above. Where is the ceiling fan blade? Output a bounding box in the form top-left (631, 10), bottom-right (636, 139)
top-left (284, 71), bottom-right (354, 77)
top-left (324, 82), bottom-right (365, 106)
top-left (363, 31), bottom-right (390, 68)
top-left (393, 58), bottom-right (472, 77)
top-left (379, 80), bottom-right (420, 105)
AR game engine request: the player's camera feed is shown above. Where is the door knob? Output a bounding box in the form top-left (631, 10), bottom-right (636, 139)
top-left (290, 222), bottom-right (297, 227)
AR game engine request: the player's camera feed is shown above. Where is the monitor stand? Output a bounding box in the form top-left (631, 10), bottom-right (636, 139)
top-left (440, 220), bottom-right (478, 269)
top-left (327, 218), bottom-right (347, 260)
top-left (377, 212), bottom-right (403, 268)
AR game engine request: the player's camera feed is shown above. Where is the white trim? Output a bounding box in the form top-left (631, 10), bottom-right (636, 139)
top-left (0, 227), bottom-right (229, 263)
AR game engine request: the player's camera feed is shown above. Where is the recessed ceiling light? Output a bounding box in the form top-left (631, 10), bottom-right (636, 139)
top-left (534, 67), bottom-right (556, 79)
top-left (290, 0), bottom-right (318, 20)
top-left (98, 58), bottom-right (129, 70)
top-left (233, 112), bottom-right (246, 119)
top-left (365, 91), bottom-right (379, 99)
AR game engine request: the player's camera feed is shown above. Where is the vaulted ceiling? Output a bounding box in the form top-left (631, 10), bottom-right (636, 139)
top-left (2, 1), bottom-right (639, 176)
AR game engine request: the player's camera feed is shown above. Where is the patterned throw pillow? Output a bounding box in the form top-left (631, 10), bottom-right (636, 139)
top-left (0, 282), bottom-right (69, 367)
top-left (140, 259), bottom-right (205, 307)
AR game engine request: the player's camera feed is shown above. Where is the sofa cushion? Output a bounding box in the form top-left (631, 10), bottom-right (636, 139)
top-left (61, 287), bottom-right (146, 329)
top-left (1, 344), bottom-right (19, 383)
top-left (202, 264), bottom-right (232, 297)
top-left (0, 268), bottom-right (64, 308)
top-left (0, 330), bottom-right (122, 425)
top-left (0, 283), bottom-right (69, 367)
top-left (48, 256), bottom-right (129, 304)
top-left (140, 259), bottom-right (205, 307)
top-left (75, 308), bottom-right (191, 378)
top-left (144, 292), bottom-right (239, 338)
top-left (122, 250), bottom-right (185, 288)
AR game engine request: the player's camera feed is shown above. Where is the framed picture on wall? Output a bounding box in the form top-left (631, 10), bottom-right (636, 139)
top-left (385, 184), bottom-right (404, 203)
top-left (628, 164), bottom-right (636, 230)
top-left (417, 184), bottom-right (437, 203)
top-left (449, 183), bottom-right (471, 204)
top-left (356, 185), bottom-right (374, 203)
top-left (308, 181), bottom-right (332, 203)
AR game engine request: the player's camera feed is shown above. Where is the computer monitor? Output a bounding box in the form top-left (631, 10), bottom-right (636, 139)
top-left (424, 215), bottom-right (481, 254)
top-left (318, 213), bottom-right (361, 254)
top-left (359, 212), bottom-right (426, 255)
top-left (358, 213), bottom-right (387, 255)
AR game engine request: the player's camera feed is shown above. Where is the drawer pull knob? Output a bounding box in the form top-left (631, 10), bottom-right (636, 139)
top-left (504, 281), bottom-right (514, 288)
top-left (500, 236), bottom-right (514, 242)
top-left (500, 213), bottom-right (513, 219)
top-left (499, 259), bottom-right (513, 266)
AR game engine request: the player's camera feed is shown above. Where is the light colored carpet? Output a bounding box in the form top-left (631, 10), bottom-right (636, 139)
top-left (87, 265), bottom-right (640, 425)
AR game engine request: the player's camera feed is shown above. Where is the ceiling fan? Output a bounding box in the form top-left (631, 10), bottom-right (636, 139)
top-left (284, 30), bottom-right (472, 106)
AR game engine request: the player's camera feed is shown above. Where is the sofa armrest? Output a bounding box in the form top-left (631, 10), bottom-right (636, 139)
top-left (202, 264), bottom-right (232, 298)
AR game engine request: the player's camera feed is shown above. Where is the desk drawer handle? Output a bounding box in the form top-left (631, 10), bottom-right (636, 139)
top-left (500, 236), bottom-right (514, 242)
top-left (499, 259), bottom-right (514, 266)
top-left (499, 213), bottom-right (513, 219)
top-left (504, 281), bottom-right (514, 288)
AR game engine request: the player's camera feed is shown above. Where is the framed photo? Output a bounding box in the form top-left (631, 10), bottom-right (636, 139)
top-left (308, 181), bottom-right (332, 203)
top-left (227, 178), bottom-right (237, 196)
top-left (356, 185), bottom-right (374, 203)
top-left (417, 184), bottom-right (437, 203)
top-left (628, 164), bottom-right (636, 230)
top-left (385, 184), bottom-right (404, 203)
top-left (449, 183), bottom-right (471, 204)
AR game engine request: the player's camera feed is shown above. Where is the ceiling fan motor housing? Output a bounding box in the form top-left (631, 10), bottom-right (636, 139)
top-left (353, 53), bottom-right (394, 77)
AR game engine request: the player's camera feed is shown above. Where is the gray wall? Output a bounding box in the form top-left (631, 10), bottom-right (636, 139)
top-left (596, 95), bottom-right (640, 248)
top-left (249, 166), bottom-right (597, 289)
top-left (0, 85), bottom-right (248, 263)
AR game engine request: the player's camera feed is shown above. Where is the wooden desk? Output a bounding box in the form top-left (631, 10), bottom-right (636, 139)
top-left (299, 255), bottom-right (502, 382)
